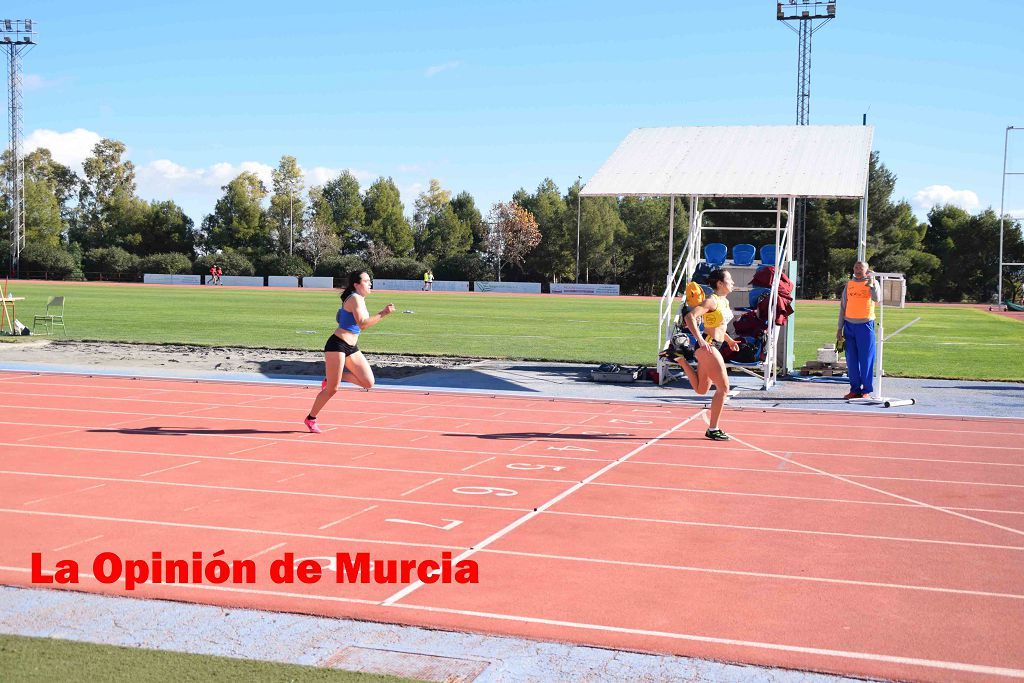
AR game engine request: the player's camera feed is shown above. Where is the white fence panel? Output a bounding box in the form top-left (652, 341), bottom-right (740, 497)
top-left (474, 281), bottom-right (542, 293)
top-left (550, 283), bottom-right (620, 295)
top-left (302, 276), bottom-right (335, 289)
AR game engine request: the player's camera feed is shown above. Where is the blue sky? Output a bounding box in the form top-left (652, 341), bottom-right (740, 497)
top-left (15, 0), bottom-right (1024, 224)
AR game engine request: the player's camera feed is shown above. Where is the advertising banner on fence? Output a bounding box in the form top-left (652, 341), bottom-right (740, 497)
top-left (549, 283), bottom-right (620, 295)
top-left (143, 274), bottom-right (202, 285)
top-left (374, 279), bottom-right (470, 292)
top-left (474, 281), bottom-right (542, 294)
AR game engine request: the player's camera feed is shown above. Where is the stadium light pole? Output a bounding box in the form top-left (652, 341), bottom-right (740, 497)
top-left (3, 19), bottom-right (36, 278)
top-left (575, 175), bottom-right (582, 283)
top-left (777, 1), bottom-right (835, 294)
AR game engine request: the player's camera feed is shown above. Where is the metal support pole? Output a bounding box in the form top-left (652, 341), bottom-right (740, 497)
top-left (667, 196), bottom-right (675, 293)
top-left (575, 177), bottom-right (582, 284)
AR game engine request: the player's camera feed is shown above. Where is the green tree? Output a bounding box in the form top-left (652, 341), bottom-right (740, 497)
top-left (140, 200), bottom-right (196, 256)
top-left (450, 191), bottom-right (485, 251)
top-left (578, 196), bottom-right (625, 283)
top-left (362, 177), bottom-right (414, 257)
top-left (412, 179), bottom-right (452, 258)
top-left (519, 179), bottom-right (572, 282)
top-left (421, 203), bottom-right (472, 260)
top-left (618, 196), bottom-right (688, 295)
top-left (268, 155), bottom-right (305, 255)
top-left (321, 171), bottom-right (365, 248)
top-left (201, 172), bottom-right (270, 256)
top-left (73, 139), bottom-right (136, 249)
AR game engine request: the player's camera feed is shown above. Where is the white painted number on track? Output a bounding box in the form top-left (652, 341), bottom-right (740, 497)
top-left (547, 445), bottom-right (596, 452)
top-left (385, 518), bottom-right (463, 531)
top-left (506, 463), bottom-right (566, 472)
top-left (452, 486), bottom-right (518, 496)
top-left (609, 419), bottom-right (652, 425)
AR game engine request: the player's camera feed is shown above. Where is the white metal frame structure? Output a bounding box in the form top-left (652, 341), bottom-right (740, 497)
top-left (580, 125), bottom-right (873, 391)
top-left (998, 126), bottom-right (1023, 308)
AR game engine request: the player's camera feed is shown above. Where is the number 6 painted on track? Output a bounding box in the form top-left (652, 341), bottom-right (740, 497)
top-left (453, 486), bottom-right (518, 496)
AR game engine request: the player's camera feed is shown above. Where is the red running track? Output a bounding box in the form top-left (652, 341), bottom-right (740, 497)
top-left (0, 371), bottom-right (1022, 682)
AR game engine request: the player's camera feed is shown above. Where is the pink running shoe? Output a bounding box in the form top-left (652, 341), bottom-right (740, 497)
top-left (321, 378), bottom-right (327, 390)
top-left (303, 417), bottom-right (322, 434)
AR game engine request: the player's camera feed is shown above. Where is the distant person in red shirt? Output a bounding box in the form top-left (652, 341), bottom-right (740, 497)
top-left (216, 265), bottom-right (223, 285)
top-left (209, 265), bottom-right (217, 285)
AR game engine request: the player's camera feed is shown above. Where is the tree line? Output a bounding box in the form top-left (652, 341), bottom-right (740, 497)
top-left (2, 139), bottom-right (1022, 302)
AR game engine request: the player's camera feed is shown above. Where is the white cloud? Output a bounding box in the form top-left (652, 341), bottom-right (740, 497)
top-left (912, 185), bottom-right (980, 213)
top-left (24, 128), bottom-right (103, 172)
top-left (23, 73), bottom-right (67, 91)
top-left (425, 60), bottom-right (461, 78)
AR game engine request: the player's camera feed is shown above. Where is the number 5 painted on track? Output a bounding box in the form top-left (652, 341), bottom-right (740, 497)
top-left (385, 518), bottom-right (463, 531)
top-left (453, 486), bottom-right (518, 496)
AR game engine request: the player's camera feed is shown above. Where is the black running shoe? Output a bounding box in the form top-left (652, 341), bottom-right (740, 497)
top-left (705, 428), bottom-right (731, 441)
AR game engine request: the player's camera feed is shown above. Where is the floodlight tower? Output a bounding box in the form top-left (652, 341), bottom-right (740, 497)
top-left (777, 1), bottom-right (835, 293)
top-left (2, 19), bottom-right (36, 278)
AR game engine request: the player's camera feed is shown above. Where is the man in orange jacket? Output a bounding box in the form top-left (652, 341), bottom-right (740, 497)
top-left (837, 260), bottom-right (881, 399)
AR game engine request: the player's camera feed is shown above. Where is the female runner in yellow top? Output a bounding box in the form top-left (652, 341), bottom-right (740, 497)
top-left (675, 269), bottom-right (739, 441)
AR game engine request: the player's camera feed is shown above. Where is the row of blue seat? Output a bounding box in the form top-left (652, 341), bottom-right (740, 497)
top-left (692, 284), bottom-right (771, 309)
top-left (704, 243), bottom-right (776, 267)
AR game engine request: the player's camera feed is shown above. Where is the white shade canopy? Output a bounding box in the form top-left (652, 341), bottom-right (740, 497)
top-left (581, 125), bottom-right (873, 199)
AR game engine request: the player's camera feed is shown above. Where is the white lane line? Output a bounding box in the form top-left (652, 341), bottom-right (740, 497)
top-left (461, 457), bottom-right (496, 472)
top-left (243, 542), bottom-right (287, 561)
top-left (350, 452), bottom-right (374, 461)
top-left (1, 559), bottom-right (1020, 679)
top-left (480, 548), bottom-right (1024, 600)
top-left (139, 460), bottom-right (201, 478)
top-left (23, 483), bottom-right (105, 506)
top-left (0, 473), bottom-right (530, 513)
top-left (0, 510), bottom-right (462, 551)
top-left (319, 505), bottom-right (379, 530)
top-left (229, 442), bottom-right (275, 456)
top-left (400, 478), bottom-right (443, 497)
top-left (0, 426), bottom-right (621, 461)
top-left (510, 440), bottom-right (537, 452)
top-left (275, 473), bottom-right (305, 483)
top-left (386, 603), bottom-right (1024, 680)
top-left (731, 435), bottom-right (1024, 539)
top-left (381, 410), bottom-right (707, 607)
top-left (0, 442), bottom-right (578, 483)
top-left (52, 534), bottom-right (104, 552)
top-left (884, 316), bottom-right (922, 341)
top-left (545, 510), bottom-right (1024, 551)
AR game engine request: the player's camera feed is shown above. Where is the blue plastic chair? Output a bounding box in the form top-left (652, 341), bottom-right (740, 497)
top-left (732, 243), bottom-right (756, 266)
top-left (704, 243), bottom-right (728, 266)
top-left (748, 287), bottom-right (770, 308)
top-left (760, 244), bottom-right (777, 267)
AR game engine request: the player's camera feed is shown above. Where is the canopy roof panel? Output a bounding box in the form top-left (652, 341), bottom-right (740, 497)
top-left (580, 125), bottom-right (873, 199)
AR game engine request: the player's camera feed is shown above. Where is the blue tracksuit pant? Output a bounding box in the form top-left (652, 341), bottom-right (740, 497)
top-left (843, 320), bottom-right (876, 394)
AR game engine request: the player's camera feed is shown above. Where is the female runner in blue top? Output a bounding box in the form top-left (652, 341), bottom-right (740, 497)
top-left (304, 271), bottom-right (395, 433)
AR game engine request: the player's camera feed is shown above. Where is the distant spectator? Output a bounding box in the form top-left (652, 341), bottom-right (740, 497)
top-left (423, 269), bottom-right (434, 291)
top-left (216, 265), bottom-right (223, 285)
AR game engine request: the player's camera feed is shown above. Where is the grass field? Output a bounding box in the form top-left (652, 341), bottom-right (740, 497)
top-left (2, 281), bottom-right (1022, 381)
top-left (0, 634), bottom-right (416, 682)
